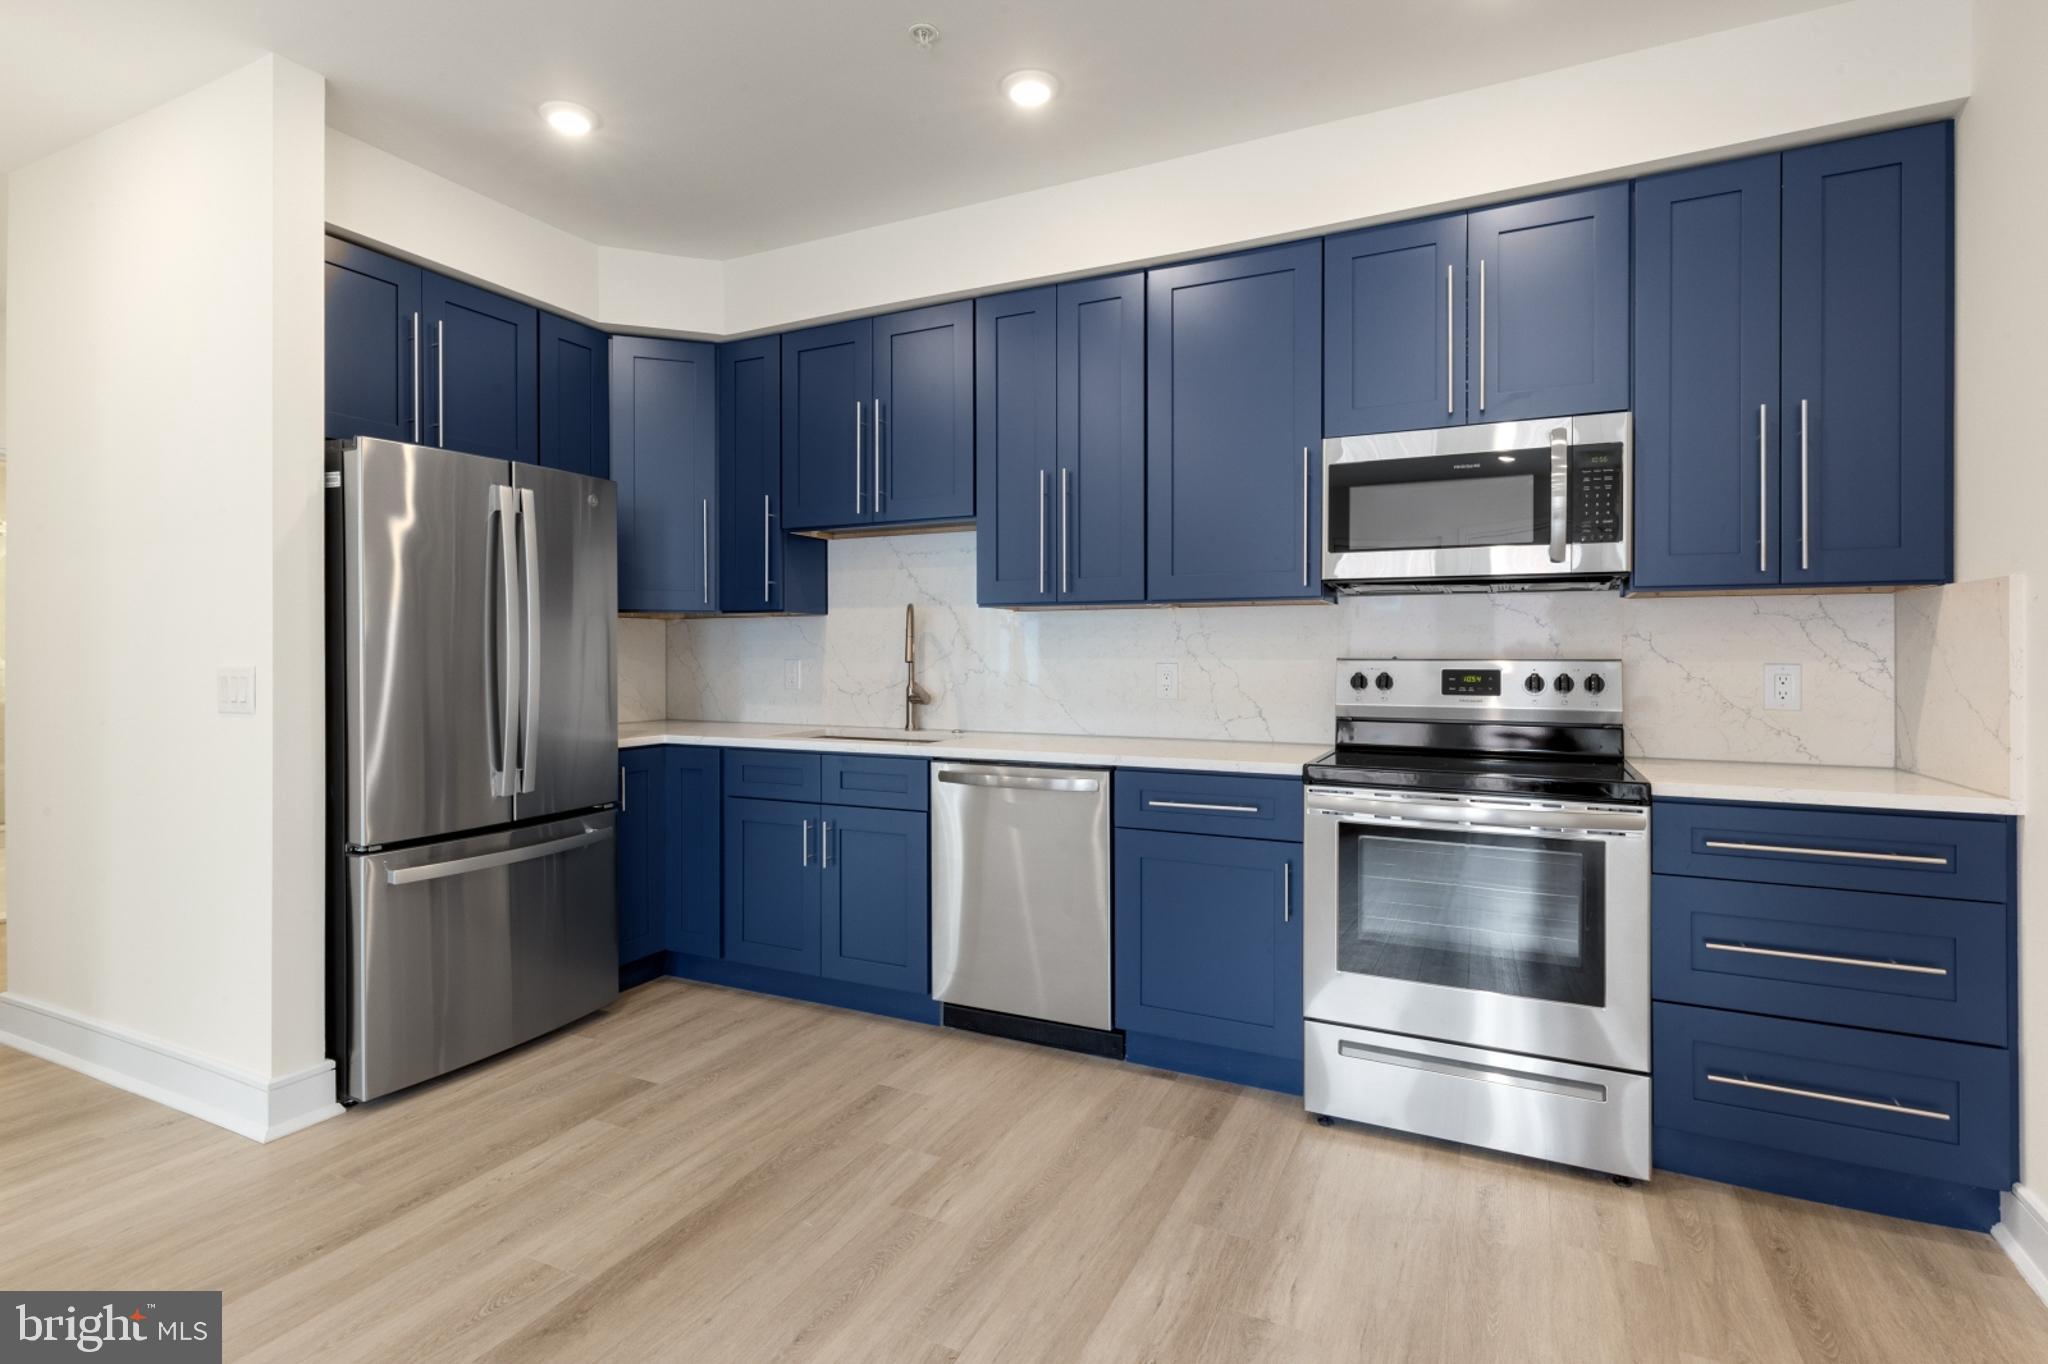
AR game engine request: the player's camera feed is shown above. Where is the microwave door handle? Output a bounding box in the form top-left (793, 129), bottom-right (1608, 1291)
top-left (1548, 429), bottom-right (1569, 564)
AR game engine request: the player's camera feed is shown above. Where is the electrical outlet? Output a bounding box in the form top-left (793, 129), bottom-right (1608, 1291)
top-left (217, 665), bottom-right (257, 715)
top-left (1155, 662), bottom-right (1179, 701)
top-left (784, 659), bottom-right (804, 692)
top-left (1764, 663), bottom-right (1802, 711)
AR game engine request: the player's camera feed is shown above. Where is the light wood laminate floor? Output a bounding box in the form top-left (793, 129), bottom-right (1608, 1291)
top-left (3, 978), bottom-right (2045, 1362)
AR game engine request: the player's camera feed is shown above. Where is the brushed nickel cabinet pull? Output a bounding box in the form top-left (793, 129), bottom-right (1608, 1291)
top-left (1758, 402), bottom-right (1768, 573)
top-left (1446, 264), bottom-right (1455, 416)
top-left (1703, 940), bottom-right (1948, 976)
top-left (1702, 839), bottom-right (1948, 867)
top-left (1706, 1072), bottom-right (1950, 1122)
top-left (1147, 799), bottom-right (1259, 814)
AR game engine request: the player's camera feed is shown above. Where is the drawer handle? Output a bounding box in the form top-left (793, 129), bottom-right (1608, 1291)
top-left (1703, 940), bottom-right (1949, 977)
top-left (1705, 1072), bottom-right (1951, 1122)
top-left (1702, 839), bottom-right (1949, 867)
top-left (1147, 799), bottom-right (1260, 815)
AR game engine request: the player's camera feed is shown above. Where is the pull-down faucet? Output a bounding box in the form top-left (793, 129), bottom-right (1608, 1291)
top-left (904, 603), bottom-right (931, 731)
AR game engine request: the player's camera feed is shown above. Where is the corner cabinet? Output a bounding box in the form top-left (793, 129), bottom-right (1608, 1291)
top-left (1146, 242), bottom-right (1323, 602)
top-left (1633, 125), bottom-right (1952, 592)
top-left (539, 313), bottom-right (609, 478)
top-left (616, 749), bottom-right (667, 965)
top-left (782, 303), bottom-right (974, 533)
top-left (976, 273), bottom-right (1145, 606)
top-left (611, 337), bottom-right (718, 613)
top-left (717, 337), bottom-right (826, 615)
top-left (616, 746), bottom-right (721, 968)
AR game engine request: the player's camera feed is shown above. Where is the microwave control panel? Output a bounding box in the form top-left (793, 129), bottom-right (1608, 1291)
top-left (1568, 447), bottom-right (1625, 543)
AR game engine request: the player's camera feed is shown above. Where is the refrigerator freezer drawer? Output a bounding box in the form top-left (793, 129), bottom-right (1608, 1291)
top-left (346, 812), bottom-right (619, 1102)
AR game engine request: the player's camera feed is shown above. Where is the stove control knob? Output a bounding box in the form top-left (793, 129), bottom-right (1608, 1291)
top-left (1375, 671), bottom-right (1394, 692)
top-left (1553, 673), bottom-right (1575, 694)
top-left (1523, 672), bottom-right (1546, 694)
top-left (1349, 671), bottom-right (1369, 692)
top-left (1584, 673), bottom-right (1606, 695)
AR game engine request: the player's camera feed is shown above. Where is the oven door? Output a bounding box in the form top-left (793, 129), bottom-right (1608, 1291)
top-left (1321, 412), bottom-right (1629, 585)
top-left (1304, 786), bottom-right (1649, 1073)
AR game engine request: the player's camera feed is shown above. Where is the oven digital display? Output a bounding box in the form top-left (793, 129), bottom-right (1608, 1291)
top-left (1441, 669), bottom-right (1502, 696)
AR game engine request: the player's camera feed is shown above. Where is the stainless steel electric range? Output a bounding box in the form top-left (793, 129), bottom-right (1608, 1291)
top-left (1301, 658), bottom-right (1651, 1180)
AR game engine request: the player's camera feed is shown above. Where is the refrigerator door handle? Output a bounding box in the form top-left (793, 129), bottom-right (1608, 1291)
top-left (515, 486), bottom-right (540, 795)
top-left (384, 826), bottom-right (610, 885)
top-left (491, 485), bottom-right (523, 798)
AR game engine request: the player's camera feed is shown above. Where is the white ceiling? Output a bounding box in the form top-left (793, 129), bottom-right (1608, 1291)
top-left (0, 0), bottom-right (1834, 264)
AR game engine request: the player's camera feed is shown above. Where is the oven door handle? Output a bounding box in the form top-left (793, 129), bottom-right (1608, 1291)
top-left (1306, 794), bottom-right (1646, 835)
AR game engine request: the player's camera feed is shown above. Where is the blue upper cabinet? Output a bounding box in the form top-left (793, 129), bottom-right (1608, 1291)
top-left (1323, 214), bottom-right (1466, 436)
top-left (1633, 155), bottom-right (1782, 592)
top-left (611, 336), bottom-right (717, 613)
top-left (538, 313), bottom-right (609, 478)
top-left (324, 239), bottom-right (422, 444)
top-left (1059, 273), bottom-right (1147, 604)
top-left (1468, 184), bottom-right (1631, 423)
top-left (975, 287), bottom-right (1058, 606)
top-left (872, 301), bottom-right (975, 526)
top-left (422, 270), bottom-right (538, 463)
top-left (718, 337), bottom-right (826, 615)
top-left (781, 320), bottom-right (873, 531)
top-left (1779, 123), bottom-right (1952, 587)
top-left (1147, 241), bottom-right (1323, 603)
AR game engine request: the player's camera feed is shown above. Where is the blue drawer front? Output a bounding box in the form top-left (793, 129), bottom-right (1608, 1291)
top-left (1114, 769), bottom-right (1304, 841)
top-left (722, 749), bottom-right (823, 803)
top-left (821, 755), bottom-right (929, 812)
top-left (1652, 876), bottom-right (2007, 1045)
top-left (1653, 800), bottom-right (2011, 903)
top-left (1652, 1003), bottom-right (2014, 1190)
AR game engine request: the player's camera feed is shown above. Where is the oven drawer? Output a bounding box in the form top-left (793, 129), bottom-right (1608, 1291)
top-left (1651, 876), bottom-right (2008, 1045)
top-left (1115, 769), bottom-right (1304, 841)
top-left (1306, 1019), bottom-right (1650, 1180)
top-left (1652, 1003), bottom-right (2014, 1189)
top-left (1652, 800), bottom-right (2011, 903)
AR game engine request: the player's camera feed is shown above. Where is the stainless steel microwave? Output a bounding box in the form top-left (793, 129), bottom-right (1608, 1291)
top-left (1320, 412), bottom-right (1631, 593)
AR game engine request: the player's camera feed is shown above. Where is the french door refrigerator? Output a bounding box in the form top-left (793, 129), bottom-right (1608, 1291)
top-left (325, 436), bottom-right (620, 1103)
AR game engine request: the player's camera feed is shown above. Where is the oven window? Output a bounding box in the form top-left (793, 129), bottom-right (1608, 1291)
top-left (1335, 823), bottom-right (1605, 1007)
top-left (1326, 451), bottom-right (1547, 554)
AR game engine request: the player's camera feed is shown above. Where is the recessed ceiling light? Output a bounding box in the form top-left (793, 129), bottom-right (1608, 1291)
top-left (1000, 70), bottom-right (1059, 110)
top-left (539, 101), bottom-right (599, 138)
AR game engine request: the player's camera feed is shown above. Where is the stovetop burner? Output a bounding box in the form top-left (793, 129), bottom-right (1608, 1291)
top-left (1308, 657), bottom-right (1645, 805)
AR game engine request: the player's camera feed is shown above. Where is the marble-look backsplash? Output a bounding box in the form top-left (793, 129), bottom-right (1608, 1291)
top-left (1895, 576), bottom-right (2024, 797)
top-left (618, 616), bottom-right (669, 724)
top-left (653, 532), bottom-right (1903, 766)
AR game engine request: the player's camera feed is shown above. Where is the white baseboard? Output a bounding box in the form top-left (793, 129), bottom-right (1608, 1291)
top-left (0, 991), bottom-right (341, 1142)
top-left (1996, 1184), bottom-right (2048, 1309)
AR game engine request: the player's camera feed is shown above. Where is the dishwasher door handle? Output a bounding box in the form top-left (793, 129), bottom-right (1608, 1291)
top-left (936, 769), bottom-right (1101, 794)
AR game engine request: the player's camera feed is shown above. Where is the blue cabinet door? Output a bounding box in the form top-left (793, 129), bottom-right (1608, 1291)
top-left (664, 747), bottom-right (723, 960)
top-left (617, 749), bottom-right (665, 965)
top-left (873, 301), bottom-right (975, 526)
top-left (324, 238), bottom-right (421, 443)
top-left (1322, 214), bottom-right (1466, 436)
top-left (821, 805), bottom-right (929, 994)
top-left (611, 336), bottom-right (716, 613)
top-left (421, 271), bottom-right (538, 462)
top-left (1058, 273), bottom-right (1147, 603)
top-left (1632, 156), bottom-right (1782, 591)
top-left (721, 797), bottom-right (821, 975)
top-left (538, 313), bottom-right (609, 478)
top-left (718, 336), bottom-right (826, 614)
top-left (1780, 123), bottom-right (1952, 587)
top-left (975, 287), bottom-right (1058, 606)
top-left (781, 320), bottom-right (872, 531)
top-left (1468, 184), bottom-right (1631, 423)
top-left (1146, 241), bottom-right (1323, 602)
top-left (1114, 829), bottom-right (1302, 1058)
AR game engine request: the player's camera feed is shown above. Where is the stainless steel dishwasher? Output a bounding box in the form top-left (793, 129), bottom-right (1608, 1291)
top-left (930, 763), bottom-right (1114, 1046)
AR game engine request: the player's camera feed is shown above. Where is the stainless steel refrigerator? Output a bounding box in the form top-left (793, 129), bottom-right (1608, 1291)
top-left (325, 437), bottom-right (620, 1103)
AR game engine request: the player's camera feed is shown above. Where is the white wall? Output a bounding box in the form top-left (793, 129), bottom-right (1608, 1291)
top-left (1957, 0), bottom-right (2048, 1255)
top-left (321, 0), bottom-right (1971, 339)
top-left (4, 55), bottom-right (327, 1080)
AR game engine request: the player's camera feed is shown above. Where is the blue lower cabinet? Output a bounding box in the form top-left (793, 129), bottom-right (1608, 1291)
top-left (616, 749), bottom-right (666, 966)
top-left (721, 797), bottom-right (822, 975)
top-left (821, 805), bottom-right (929, 994)
top-left (1115, 828), bottom-right (1302, 1092)
top-left (664, 748), bottom-right (722, 960)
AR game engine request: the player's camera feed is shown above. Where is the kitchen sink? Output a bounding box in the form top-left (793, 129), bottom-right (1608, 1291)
top-left (801, 731), bottom-right (956, 745)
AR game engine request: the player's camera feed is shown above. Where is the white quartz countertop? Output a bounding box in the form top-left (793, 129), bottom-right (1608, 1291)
top-left (618, 719), bottom-right (1330, 777)
top-left (1629, 758), bottom-right (2020, 817)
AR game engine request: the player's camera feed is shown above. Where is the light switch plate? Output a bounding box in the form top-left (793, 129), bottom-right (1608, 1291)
top-left (1764, 663), bottom-right (1801, 711)
top-left (217, 665), bottom-right (257, 715)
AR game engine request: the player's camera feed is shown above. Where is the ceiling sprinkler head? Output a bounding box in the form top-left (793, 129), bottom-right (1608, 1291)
top-left (908, 22), bottom-right (939, 52)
